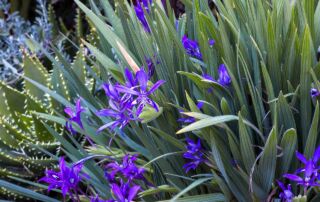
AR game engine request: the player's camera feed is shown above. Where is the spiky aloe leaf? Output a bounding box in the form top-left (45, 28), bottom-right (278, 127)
top-left (23, 53), bottom-right (50, 104)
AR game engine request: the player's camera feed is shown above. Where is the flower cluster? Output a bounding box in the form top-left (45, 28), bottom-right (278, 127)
top-left (202, 64), bottom-right (232, 87)
top-left (40, 154), bottom-right (147, 202)
top-left (97, 68), bottom-right (165, 132)
top-left (278, 146), bottom-right (320, 201)
top-left (183, 138), bottom-right (207, 173)
top-left (39, 157), bottom-right (84, 200)
top-left (105, 155), bottom-right (146, 202)
top-left (134, 0), bottom-right (152, 32)
top-left (65, 99), bottom-right (85, 134)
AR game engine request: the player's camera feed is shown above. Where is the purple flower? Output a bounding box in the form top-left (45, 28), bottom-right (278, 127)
top-left (218, 64), bottom-right (231, 86)
top-left (202, 64), bottom-right (231, 88)
top-left (39, 157), bottom-right (83, 198)
top-left (116, 69), bottom-right (165, 116)
top-left (311, 88), bottom-right (320, 98)
top-left (283, 147), bottom-right (320, 188)
top-left (183, 138), bottom-right (207, 173)
top-left (64, 99), bottom-right (85, 134)
top-left (182, 35), bottom-right (202, 60)
top-left (106, 154), bottom-right (145, 182)
top-left (97, 68), bottom-right (164, 131)
top-left (134, 0), bottom-right (152, 32)
top-left (96, 83), bottom-right (135, 131)
top-left (295, 148), bottom-right (320, 178)
top-left (283, 174), bottom-right (319, 188)
top-left (277, 181), bottom-right (294, 202)
top-left (109, 181), bottom-right (140, 202)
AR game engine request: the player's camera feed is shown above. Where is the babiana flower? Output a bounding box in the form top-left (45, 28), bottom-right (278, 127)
top-left (181, 36), bottom-right (215, 60)
top-left (39, 157), bottom-right (84, 199)
top-left (97, 67), bottom-right (164, 132)
top-left (116, 68), bottom-right (165, 117)
top-left (104, 154), bottom-right (146, 202)
top-left (105, 154), bottom-right (146, 182)
top-left (134, 0), bottom-right (152, 32)
top-left (183, 138), bottom-right (207, 173)
top-left (181, 35), bottom-right (203, 60)
top-left (217, 64), bottom-right (231, 86)
top-left (65, 98), bottom-right (85, 134)
top-left (109, 181), bottom-right (141, 202)
top-left (284, 147), bottom-right (320, 188)
top-left (202, 64), bottom-right (231, 88)
top-left (96, 83), bottom-right (135, 131)
top-left (277, 181), bottom-right (294, 202)
top-left (310, 88), bottom-right (320, 98)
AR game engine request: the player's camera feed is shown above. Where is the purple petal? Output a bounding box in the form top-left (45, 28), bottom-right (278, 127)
top-left (296, 151), bottom-right (307, 164)
top-left (115, 85), bottom-right (139, 95)
top-left (305, 160), bottom-right (314, 178)
top-left (125, 68), bottom-right (136, 87)
top-left (127, 185), bottom-right (140, 201)
top-left (277, 180), bottom-right (285, 190)
top-left (64, 107), bottom-right (74, 117)
top-left (148, 80), bottom-right (165, 94)
top-left (111, 184), bottom-right (125, 202)
top-left (283, 174), bottom-right (303, 182)
top-left (146, 98), bottom-right (159, 111)
top-left (202, 74), bottom-right (215, 81)
top-left (313, 146), bottom-right (320, 163)
top-left (136, 103), bottom-right (145, 116)
top-left (75, 99), bottom-right (82, 112)
top-left (136, 69), bottom-right (149, 91)
top-left (196, 101), bottom-right (204, 109)
top-left (96, 109), bottom-right (119, 117)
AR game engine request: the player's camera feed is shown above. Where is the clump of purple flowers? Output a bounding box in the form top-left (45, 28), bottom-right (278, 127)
top-left (105, 154), bottom-right (146, 182)
top-left (202, 64), bottom-right (232, 87)
top-left (97, 68), bottom-right (165, 132)
top-left (39, 157), bottom-right (84, 200)
top-left (96, 83), bottom-right (135, 131)
top-left (105, 154), bottom-right (146, 202)
top-left (278, 146), bottom-right (320, 200)
top-left (109, 181), bottom-right (141, 202)
top-left (65, 99), bottom-right (85, 134)
top-left (183, 138), bottom-right (208, 173)
top-left (134, 0), bottom-right (152, 32)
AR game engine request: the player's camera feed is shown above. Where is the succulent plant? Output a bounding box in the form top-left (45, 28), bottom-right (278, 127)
top-left (0, 39), bottom-right (94, 199)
